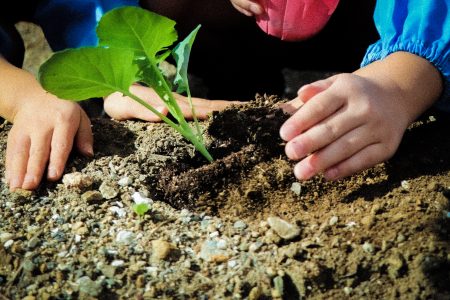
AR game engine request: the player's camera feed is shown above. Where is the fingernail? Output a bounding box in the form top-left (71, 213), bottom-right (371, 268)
top-left (23, 174), bottom-right (37, 188)
top-left (279, 124), bottom-right (295, 141)
top-left (9, 177), bottom-right (21, 191)
top-left (81, 144), bottom-right (94, 157)
top-left (86, 145), bottom-right (94, 157)
top-left (250, 4), bottom-right (263, 15)
top-left (324, 168), bottom-right (339, 181)
top-left (294, 163), bottom-right (314, 180)
top-left (48, 167), bottom-right (58, 179)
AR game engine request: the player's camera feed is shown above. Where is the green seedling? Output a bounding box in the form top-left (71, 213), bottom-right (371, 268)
top-left (38, 6), bottom-right (212, 161)
top-left (132, 202), bottom-right (150, 217)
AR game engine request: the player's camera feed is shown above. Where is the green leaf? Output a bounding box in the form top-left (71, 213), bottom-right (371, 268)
top-left (172, 25), bottom-right (201, 93)
top-left (97, 6), bottom-right (177, 60)
top-left (133, 203), bottom-right (150, 217)
top-left (38, 47), bottom-right (138, 101)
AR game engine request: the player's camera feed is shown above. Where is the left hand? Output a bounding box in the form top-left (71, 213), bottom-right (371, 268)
top-left (279, 71), bottom-right (419, 181)
top-left (104, 84), bottom-right (238, 122)
top-left (280, 52), bottom-right (442, 181)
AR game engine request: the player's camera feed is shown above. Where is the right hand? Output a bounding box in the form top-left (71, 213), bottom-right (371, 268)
top-left (230, 0), bottom-right (263, 16)
top-left (1, 58), bottom-right (93, 191)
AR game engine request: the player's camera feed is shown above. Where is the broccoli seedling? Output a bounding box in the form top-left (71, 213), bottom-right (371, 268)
top-left (132, 202), bottom-right (150, 218)
top-left (38, 6), bottom-right (212, 161)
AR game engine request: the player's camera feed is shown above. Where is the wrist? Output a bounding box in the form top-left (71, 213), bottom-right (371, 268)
top-left (0, 58), bottom-right (44, 122)
top-left (355, 51), bottom-right (443, 124)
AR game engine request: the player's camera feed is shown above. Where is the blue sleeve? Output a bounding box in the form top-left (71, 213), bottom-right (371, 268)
top-left (34, 0), bottom-right (138, 51)
top-left (361, 0), bottom-right (450, 111)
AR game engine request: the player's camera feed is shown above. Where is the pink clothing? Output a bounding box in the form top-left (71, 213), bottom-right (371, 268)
top-left (256, 0), bottom-right (340, 41)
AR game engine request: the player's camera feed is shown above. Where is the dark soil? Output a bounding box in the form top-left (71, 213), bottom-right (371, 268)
top-left (2, 94), bottom-right (450, 299)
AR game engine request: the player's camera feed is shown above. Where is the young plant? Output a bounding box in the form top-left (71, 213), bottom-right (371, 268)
top-left (132, 202), bottom-right (150, 218)
top-left (38, 6), bottom-right (212, 161)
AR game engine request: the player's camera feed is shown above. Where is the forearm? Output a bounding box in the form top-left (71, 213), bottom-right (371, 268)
top-left (355, 51), bottom-right (443, 125)
top-left (0, 56), bottom-right (42, 122)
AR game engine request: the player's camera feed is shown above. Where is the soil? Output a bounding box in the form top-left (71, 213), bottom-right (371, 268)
top-left (1, 22), bottom-right (450, 300)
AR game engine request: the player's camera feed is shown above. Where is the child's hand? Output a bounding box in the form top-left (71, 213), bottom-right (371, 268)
top-left (230, 0), bottom-right (263, 16)
top-left (280, 52), bottom-right (443, 181)
top-left (104, 84), bottom-right (238, 121)
top-left (280, 73), bottom-right (408, 180)
top-left (0, 58), bottom-right (93, 191)
top-left (6, 96), bottom-right (93, 191)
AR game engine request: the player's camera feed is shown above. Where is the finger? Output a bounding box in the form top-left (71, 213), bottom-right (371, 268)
top-left (291, 126), bottom-right (376, 180)
top-left (47, 119), bottom-right (77, 181)
top-left (279, 97), bottom-right (304, 115)
top-left (280, 89), bottom-right (344, 141)
top-left (284, 106), bottom-right (363, 160)
top-left (231, 0), bottom-right (263, 15)
top-left (231, 4), bottom-right (254, 17)
top-left (181, 98), bottom-right (240, 119)
top-left (323, 143), bottom-right (390, 181)
top-left (297, 78), bottom-right (334, 102)
top-left (279, 78), bottom-right (335, 115)
top-left (6, 132), bottom-right (30, 190)
top-left (74, 109), bottom-right (94, 157)
top-left (104, 92), bottom-right (168, 122)
top-left (22, 133), bottom-right (52, 190)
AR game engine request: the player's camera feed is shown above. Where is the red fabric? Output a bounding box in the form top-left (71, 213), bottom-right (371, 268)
top-left (256, 0), bottom-right (340, 41)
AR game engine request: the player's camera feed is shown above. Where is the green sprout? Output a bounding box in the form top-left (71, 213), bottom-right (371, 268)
top-left (38, 6), bottom-right (212, 162)
top-left (132, 202), bottom-right (150, 217)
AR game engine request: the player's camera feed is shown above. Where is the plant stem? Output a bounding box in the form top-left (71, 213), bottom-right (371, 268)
top-left (185, 84), bottom-right (204, 143)
top-left (123, 91), bottom-right (213, 162)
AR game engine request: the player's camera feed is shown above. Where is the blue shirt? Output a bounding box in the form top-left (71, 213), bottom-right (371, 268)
top-left (34, 0), bottom-right (138, 50)
top-left (362, 0), bottom-right (450, 111)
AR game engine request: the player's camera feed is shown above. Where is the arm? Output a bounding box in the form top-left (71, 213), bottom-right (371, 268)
top-left (0, 57), bottom-right (93, 190)
top-left (280, 0), bottom-right (449, 181)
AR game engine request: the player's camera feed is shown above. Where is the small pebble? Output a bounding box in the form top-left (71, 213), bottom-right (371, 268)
top-left (116, 230), bottom-right (135, 245)
top-left (3, 239), bottom-right (14, 249)
top-left (329, 216), bottom-right (339, 226)
top-left (151, 240), bottom-right (173, 262)
top-left (99, 181), bottom-right (119, 199)
top-left (290, 182), bottom-right (302, 196)
top-left (118, 176), bottom-right (133, 186)
top-left (28, 237), bottom-right (40, 249)
top-left (0, 232), bottom-right (14, 243)
top-left (362, 241), bottom-right (375, 254)
top-left (267, 216), bottom-right (301, 240)
top-left (62, 172), bottom-right (93, 190)
top-left (233, 220), bottom-right (247, 230)
top-left (111, 260), bottom-right (125, 267)
top-left (401, 180), bottom-right (410, 191)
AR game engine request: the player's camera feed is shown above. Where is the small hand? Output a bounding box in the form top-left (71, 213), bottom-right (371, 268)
top-left (6, 94), bottom-right (93, 191)
top-left (104, 84), bottom-right (238, 121)
top-left (230, 0), bottom-right (263, 16)
top-left (280, 73), bottom-right (409, 181)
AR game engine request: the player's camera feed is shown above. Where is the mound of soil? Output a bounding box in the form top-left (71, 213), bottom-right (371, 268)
top-left (1, 94), bottom-right (450, 299)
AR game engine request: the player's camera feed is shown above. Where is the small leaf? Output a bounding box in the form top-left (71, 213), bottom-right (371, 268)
top-left (97, 6), bottom-right (177, 60)
top-left (133, 203), bottom-right (150, 217)
top-left (172, 25), bottom-right (201, 93)
top-left (39, 47), bottom-right (138, 101)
